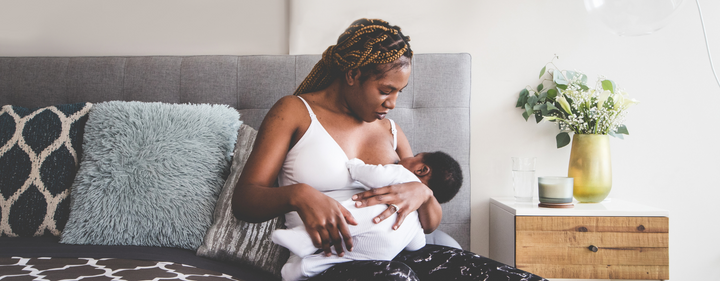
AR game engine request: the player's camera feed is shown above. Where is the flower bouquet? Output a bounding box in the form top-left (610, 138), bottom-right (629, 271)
top-left (516, 58), bottom-right (639, 148)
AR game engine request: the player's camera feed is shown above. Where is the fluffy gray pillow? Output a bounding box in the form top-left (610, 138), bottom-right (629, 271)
top-left (60, 101), bottom-right (240, 250)
top-left (197, 123), bottom-right (289, 277)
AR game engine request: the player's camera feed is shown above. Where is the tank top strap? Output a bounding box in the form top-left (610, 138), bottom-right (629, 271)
top-left (388, 118), bottom-right (398, 150)
top-left (296, 96), bottom-right (317, 119)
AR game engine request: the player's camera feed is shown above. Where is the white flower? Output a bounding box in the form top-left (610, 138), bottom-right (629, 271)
top-left (614, 90), bottom-right (639, 110)
top-left (557, 96), bottom-right (572, 114)
top-left (597, 90), bottom-right (611, 109)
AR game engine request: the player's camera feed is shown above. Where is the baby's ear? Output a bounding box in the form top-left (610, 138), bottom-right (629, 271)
top-left (415, 165), bottom-right (431, 177)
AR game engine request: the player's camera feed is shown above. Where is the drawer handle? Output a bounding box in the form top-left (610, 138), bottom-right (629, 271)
top-left (588, 245), bottom-right (599, 252)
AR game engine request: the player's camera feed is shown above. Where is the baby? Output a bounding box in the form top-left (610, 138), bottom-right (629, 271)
top-left (273, 151), bottom-right (463, 281)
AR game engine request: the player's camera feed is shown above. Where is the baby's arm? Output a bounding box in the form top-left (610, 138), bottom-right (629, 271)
top-left (346, 158), bottom-right (419, 188)
top-left (272, 227), bottom-right (318, 257)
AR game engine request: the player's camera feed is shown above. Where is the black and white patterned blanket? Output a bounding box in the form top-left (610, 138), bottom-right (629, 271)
top-left (0, 257), bottom-right (239, 281)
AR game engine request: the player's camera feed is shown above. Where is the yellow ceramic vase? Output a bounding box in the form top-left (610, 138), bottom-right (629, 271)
top-left (568, 134), bottom-right (612, 203)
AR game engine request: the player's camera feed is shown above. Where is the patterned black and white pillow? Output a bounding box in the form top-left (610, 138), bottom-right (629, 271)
top-left (0, 103), bottom-right (92, 237)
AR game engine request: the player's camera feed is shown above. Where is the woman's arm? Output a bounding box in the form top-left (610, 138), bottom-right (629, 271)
top-left (352, 123), bottom-right (443, 233)
top-left (393, 124), bottom-right (442, 233)
top-left (416, 192), bottom-right (442, 234)
top-left (232, 96), bottom-right (356, 256)
top-left (232, 96), bottom-right (303, 220)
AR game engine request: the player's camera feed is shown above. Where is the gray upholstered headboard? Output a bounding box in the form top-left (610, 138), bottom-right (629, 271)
top-left (0, 54), bottom-right (471, 249)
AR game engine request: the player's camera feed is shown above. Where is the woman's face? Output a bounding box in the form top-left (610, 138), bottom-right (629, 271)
top-left (345, 62), bottom-right (411, 122)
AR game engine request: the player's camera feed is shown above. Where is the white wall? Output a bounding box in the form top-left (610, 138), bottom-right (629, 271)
top-left (2, 0), bottom-right (719, 279)
top-left (288, 1), bottom-right (720, 280)
top-left (0, 0), bottom-right (288, 56)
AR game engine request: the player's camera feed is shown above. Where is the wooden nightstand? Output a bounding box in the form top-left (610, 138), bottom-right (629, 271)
top-left (489, 197), bottom-right (669, 280)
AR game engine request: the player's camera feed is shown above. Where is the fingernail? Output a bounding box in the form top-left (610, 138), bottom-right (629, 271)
top-left (355, 202), bottom-right (362, 207)
top-left (393, 226), bottom-right (398, 230)
top-left (374, 218), bottom-right (380, 223)
top-left (338, 252), bottom-right (344, 257)
top-left (352, 195), bottom-right (357, 200)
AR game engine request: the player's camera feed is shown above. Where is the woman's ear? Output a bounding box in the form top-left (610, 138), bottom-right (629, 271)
top-left (345, 69), bottom-right (361, 86)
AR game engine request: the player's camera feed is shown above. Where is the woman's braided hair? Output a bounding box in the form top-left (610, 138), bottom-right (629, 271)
top-left (293, 19), bottom-right (413, 96)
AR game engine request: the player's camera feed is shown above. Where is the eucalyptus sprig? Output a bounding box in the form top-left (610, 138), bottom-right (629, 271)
top-left (516, 57), bottom-right (638, 148)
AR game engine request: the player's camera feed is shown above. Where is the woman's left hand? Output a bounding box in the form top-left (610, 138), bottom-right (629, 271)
top-left (351, 181), bottom-right (433, 230)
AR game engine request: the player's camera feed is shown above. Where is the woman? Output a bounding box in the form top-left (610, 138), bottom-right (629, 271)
top-left (232, 18), bottom-right (545, 281)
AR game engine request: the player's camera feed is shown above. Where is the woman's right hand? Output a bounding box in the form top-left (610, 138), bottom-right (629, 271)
top-left (291, 184), bottom-right (358, 257)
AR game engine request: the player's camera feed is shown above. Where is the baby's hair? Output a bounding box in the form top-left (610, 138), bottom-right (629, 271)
top-left (294, 18), bottom-right (413, 96)
top-left (423, 151), bottom-right (463, 204)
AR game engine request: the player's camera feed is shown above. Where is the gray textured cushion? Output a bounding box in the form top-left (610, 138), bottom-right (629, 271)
top-left (60, 101), bottom-right (241, 250)
top-left (197, 124), bottom-right (289, 277)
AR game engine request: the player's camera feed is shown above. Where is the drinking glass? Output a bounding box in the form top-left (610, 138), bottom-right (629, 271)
top-left (511, 157), bottom-right (536, 202)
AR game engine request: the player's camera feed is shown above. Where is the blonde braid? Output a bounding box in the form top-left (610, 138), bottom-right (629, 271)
top-left (293, 19), bottom-right (412, 96)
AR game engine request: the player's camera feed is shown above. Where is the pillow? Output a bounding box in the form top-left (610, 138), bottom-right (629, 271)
top-left (60, 101), bottom-right (240, 250)
top-left (197, 123), bottom-right (289, 277)
top-left (0, 103), bottom-right (92, 237)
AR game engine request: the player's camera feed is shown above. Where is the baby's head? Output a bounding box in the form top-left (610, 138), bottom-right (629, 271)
top-left (398, 151), bottom-right (463, 204)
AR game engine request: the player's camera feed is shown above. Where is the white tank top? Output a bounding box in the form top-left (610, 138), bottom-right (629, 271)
top-left (278, 96), bottom-right (396, 229)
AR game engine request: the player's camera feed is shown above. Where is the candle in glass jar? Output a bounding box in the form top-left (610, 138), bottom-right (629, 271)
top-left (538, 177), bottom-right (573, 203)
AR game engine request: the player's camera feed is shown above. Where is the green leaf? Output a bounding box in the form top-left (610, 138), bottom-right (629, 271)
top-left (547, 89), bottom-right (557, 100)
top-left (578, 73), bottom-right (588, 85)
top-left (527, 96), bottom-right (539, 107)
top-left (565, 70), bottom-right (577, 81)
top-left (609, 131), bottom-right (624, 139)
top-left (539, 66), bottom-right (546, 79)
top-left (546, 102), bottom-right (558, 112)
top-left (537, 83), bottom-right (544, 92)
top-left (535, 112), bottom-right (543, 123)
top-left (554, 70), bottom-right (588, 88)
top-left (538, 103), bottom-right (549, 116)
top-left (556, 84), bottom-right (567, 90)
top-left (605, 96), bottom-right (615, 108)
top-left (516, 89), bottom-right (529, 107)
top-left (524, 104), bottom-right (533, 120)
top-left (538, 91), bottom-right (547, 102)
top-left (565, 96), bottom-right (574, 105)
top-left (522, 111), bottom-right (530, 121)
top-left (556, 132), bottom-right (571, 148)
top-left (616, 124), bottom-right (629, 135)
top-left (553, 70), bottom-right (568, 86)
top-left (569, 71), bottom-right (586, 85)
top-left (601, 80), bottom-right (615, 94)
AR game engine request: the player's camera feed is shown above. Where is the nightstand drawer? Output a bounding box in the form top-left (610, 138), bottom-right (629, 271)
top-left (515, 216), bottom-right (669, 279)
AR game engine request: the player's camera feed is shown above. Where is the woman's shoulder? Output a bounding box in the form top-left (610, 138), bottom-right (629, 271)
top-left (271, 95), bottom-right (305, 111)
top-left (266, 95), bottom-right (311, 120)
top-left (258, 95), bottom-right (311, 133)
